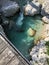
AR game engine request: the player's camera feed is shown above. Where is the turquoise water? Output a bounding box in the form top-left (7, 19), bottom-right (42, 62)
top-left (4, 14), bottom-right (44, 60)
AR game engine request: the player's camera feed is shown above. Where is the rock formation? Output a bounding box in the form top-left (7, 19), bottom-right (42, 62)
top-left (1, 0), bottom-right (19, 17)
top-left (30, 40), bottom-right (49, 65)
top-left (23, 1), bottom-right (41, 16)
top-left (42, 16), bottom-right (49, 24)
top-left (41, 0), bottom-right (49, 16)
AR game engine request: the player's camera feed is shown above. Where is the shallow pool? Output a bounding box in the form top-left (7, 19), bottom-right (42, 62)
top-left (4, 14), bottom-right (44, 60)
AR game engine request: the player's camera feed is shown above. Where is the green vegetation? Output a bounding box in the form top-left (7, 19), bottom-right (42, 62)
top-left (45, 41), bottom-right (49, 55)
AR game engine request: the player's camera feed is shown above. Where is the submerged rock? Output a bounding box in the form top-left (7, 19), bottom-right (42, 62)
top-left (16, 13), bottom-right (24, 32)
top-left (23, 1), bottom-right (41, 16)
top-left (27, 28), bottom-right (36, 37)
top-left (1, 1), bottom-right (19, 17)
top-left (42, 16), bottom-right (49, 24)
top-left (41, 0), bottom-right (49, 16)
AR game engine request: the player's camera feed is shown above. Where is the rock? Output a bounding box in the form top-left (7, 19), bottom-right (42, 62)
top-left (27, 28), bottom-right (36, 36)
top-left (1, 1), bottom-right (19, 17)
top-left (44, 37), bottom-right (49, 42)
top-left (42, 16), bottom-right (49, 24)
top-left (41, 0), bottom-right (49, 16)
top-left (38, 0), bottom-right (46, 4)
top-left (30, 40), bottom-right (49, 65)
top-left (23, 1), bottom-right (41, 16)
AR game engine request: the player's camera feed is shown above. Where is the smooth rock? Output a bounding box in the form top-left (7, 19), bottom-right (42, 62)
top-left (42, 16), bottom-right (49, 24)
top-left (23, 1), bottom-right (41, 16)
top-left (44, 37), bottom-right (49, 42)
top-left (27, 28), bottom-right (36, 36)
top-left (41, 0), bottom-right (49, 16)
top-left (1, 1), bottom-right (19, 17)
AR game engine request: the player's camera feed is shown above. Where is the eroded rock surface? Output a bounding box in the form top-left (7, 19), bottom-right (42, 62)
top-left (23, 1), bottom-right (41, 16)
top-left (30, 40), bottom-right (49, 65)
top-left (42, 16), bottom-right (49, 24)
top-left (27, 28), bottom-right (36, 37)
top-left (41, 0), bottom-right (49, 16)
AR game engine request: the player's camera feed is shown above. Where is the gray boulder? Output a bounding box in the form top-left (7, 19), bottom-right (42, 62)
top-left (23, 1), bottom-right (41, 16)
top-left (41, 0), bottom-right (49, 16)
top-left (42, 16), bottom-right (49, 24)
top-left (1, 1), bottom-right (19, 17)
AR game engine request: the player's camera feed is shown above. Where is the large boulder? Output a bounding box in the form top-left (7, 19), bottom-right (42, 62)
top-left (42, 16), bottom-right (49, 24)
top-left (0, 25), bottom-right (5, 35)
top-left (23, 1), bottom-right (41, 16)
top-left (1, 1), bottom-right (19, 17)
top-left (41, 0), bottom-right (49, 16)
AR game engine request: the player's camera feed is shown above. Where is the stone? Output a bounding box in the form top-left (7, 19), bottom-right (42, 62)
top-left (23, 1), bottom-right (41, 16)
top-left (1, 1), bottom-right (19, 17)
top-left (44, 37), bottom-right (49, 42)
top-left (30, 40), bottom-right (49, 65)
top-left (42, 16), bottom-right (49, 24)
top-left (27, 28), bottom-right (36, 36)
top-left (41, 0), bottom-right (49, 16)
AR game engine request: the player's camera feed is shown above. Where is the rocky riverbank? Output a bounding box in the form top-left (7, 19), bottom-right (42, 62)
top-left (0, 0), bottom-right (49, 65)
top-left (30, 40), bottom-right (49, 65)
top-left (28, 0), bottom-right (49, 65)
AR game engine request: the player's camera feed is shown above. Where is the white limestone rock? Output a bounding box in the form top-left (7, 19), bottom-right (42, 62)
top-left (23, 1), bottom-right (41, 16)
top-left (41, 0), bottom-right (49, 16)
top-left (42, 16), bottom-right (49, 24)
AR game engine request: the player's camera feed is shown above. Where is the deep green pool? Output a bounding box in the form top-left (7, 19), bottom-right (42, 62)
top-left (4, 14), bottom-right (44, 60)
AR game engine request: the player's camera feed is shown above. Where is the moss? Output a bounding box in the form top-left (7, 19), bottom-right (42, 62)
top-left (45, 41), bottom-right (49, 55)
top-left (44, 41), bottom-right (49, 65)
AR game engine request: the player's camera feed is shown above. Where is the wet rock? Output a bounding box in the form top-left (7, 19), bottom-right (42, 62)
top-left (1, 1), bottom-right (19, 17)
top-left (42, 16), bottom-right (49, 24)
top-left (23, 1), bottom-right (41, 16)
top-left (27, 28), bottom-right (36, 37)
top-left (41, 0), bottom-right (49, 16)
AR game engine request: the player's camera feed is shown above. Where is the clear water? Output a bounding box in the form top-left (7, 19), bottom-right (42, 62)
top-left (4, 14), bottom-right (44, 60)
